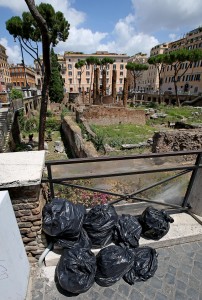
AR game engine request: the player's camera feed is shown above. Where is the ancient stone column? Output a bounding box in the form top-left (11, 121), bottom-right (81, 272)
top-left (102, 69), bottom-right (106, 96)
top-left (123, 78), bottom-right (128, 107)
top-left (96, 67), bottom-right (100, 99)
top-left (112, 69), bottom-right (117, 101)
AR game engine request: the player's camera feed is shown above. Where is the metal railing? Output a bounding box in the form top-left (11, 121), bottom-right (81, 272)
top-left (42, 150), bottom-right (202, 214)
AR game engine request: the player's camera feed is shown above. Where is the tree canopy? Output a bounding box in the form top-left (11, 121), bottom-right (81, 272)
top-left (126, 62), bottom-right (148, 90)
top-left (6, 1), bottom-right (70, 149)
top-left (49, 49), bottom-right (64, 103)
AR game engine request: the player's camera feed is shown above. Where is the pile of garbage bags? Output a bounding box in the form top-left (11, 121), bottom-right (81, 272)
top-left (42, 198), bottom-right (174, 295)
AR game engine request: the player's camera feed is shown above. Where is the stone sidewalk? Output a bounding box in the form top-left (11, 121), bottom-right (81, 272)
top-left (29, 240), bottom-right (202, 300)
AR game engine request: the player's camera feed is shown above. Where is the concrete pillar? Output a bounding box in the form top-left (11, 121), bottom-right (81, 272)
top-left (186, 154), bottom-right (202, 216)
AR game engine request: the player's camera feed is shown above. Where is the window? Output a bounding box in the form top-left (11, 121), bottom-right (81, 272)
top-left (113, 64), bottom-right (116, 70)
top-left (120, 71), bottom-right (123, 76)
top-left (86, 78), bottom-right (90, 84)
top-left (69, 78), bottom-right (72, 84)
top-left (68, 71), bottom-right (72, 76)
top-left (69, 59), bottom-right (71, 62)
top-left (86, 65), bottom-right (90, 70)
top-left (120, 64), bottom-right (124, 70)
top-left (120, 79), bottom-right (123, 84)
top-left (86, 71), bottom-right (90, 76)
top-left (77, 71), bottom-right (81, 76)
top-left (68, 64), bottom-right (72, 70)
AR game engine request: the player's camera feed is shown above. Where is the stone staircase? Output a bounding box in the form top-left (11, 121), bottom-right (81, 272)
top-left (0, 108), bottom-right (13, 153)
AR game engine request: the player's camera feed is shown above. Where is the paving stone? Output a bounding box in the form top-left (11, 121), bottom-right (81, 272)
top-left (30, 241), bottom-right (202, 300)
top-left (155, 291), bottom-right (168, 300)
top-left (176, 279), bottom-right (187, 291)
top-left (168, 265), bottom-right (177, 275)
top-left (148, 277), bottom-right (162, 290)
top-left (103, 287), bottom-right (115, 298)
top-left (175, 289), bottom-right (187, 300)
top-left (118, 283), bottom-right (131, 297)
top-left (129, 288), bottom-right (144, 300)
top-left (187, 287), bottom-right (200, 300)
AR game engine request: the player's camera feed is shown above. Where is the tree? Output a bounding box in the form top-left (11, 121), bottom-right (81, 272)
top-left (49, 48), bottom-right (64, 103)
top-left (75, 60), bottom-right (86, 92)
top-left (86, 56), bottom-right (100, 102)
top-left (163, 49), bottom-right (202, 106)
top-left (6, 1), bottom-right (69, 149)
top-left (10, 89), bottom-right (23, 100)
top-left (125, 62), bottom-right (148, 91)
top-left (100, 57), bottom-right (114, 96)
top-left (148, 54), bottom-right (165, 103)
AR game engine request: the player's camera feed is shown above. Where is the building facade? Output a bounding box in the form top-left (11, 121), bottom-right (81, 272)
top-left (63, 51), bottom-right (129, 94)
top-left (161, 28), bottom-right (202, 95)
top-left (0, 44), bottom-right (12, 91)
top-left (9, 64), bottom-right (37, 96)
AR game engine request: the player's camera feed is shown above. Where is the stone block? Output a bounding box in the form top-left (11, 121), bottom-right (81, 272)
top-left (20, 214), bottom-right (41, 222)
top-left (18, 222), bottom-right (32, 228)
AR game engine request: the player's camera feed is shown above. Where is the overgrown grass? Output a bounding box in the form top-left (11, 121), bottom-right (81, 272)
top-left (90, 124), bottom-right (156, 149)
top-left (146, 105), bottom-right (202, 126)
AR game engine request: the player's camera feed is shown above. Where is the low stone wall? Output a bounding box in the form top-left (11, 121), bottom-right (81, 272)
top-left (152, 130), bottom-right (202, 153)
top-left (62, 116), bottom-right (98, 158)
top-left (7, 184), bottom-right (47, 263)
top-left (76, 106), bottom-right (146, 125)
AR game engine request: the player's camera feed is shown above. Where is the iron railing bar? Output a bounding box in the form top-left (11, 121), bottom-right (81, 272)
top-left (130, 196), bottom-right (185, 209)
top-left (45, 150), bottom-right (202, 166)
top-left (56, 170), bottom-right (190, 205)
top-left (186, 210), bottom-right (202, 226)
top-left (110, 194), bottom-right (185, 209)
top-left (128, 169), bottom-right (191, 197)
top-left (182, 153), bottom-right (202, 207)
top-left (49, 165), bottom-right (200, 182)
top-left (47, 164), bottom-right (54, 199)
top-left (57, 181), bottom-right (124, 198)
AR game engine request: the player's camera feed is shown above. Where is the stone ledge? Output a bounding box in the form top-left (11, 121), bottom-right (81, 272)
top-left (0, 151), bottom-right (45, 188)
top-left (44, 212), bottom-right (202, 267)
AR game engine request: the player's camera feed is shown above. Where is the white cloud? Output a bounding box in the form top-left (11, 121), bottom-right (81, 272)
top-left (0, 0), bottom-right (27, 13)
top-left (131, 0), bottom-right (202, 33)
top-left (0, 38), bottom-right (21, 64)
top-left (56, 27), bottom-right (108, 54)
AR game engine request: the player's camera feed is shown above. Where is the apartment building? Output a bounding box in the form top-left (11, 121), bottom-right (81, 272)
top-left (10, 64), bottom-right (36, 90)
top-left (127, 52), bottom-right (149, 92)
top-left (161, 27), bottom-right (202, 95)
top-left (63, 51), bottom-right (129, 93)
top-left (147, 43), bottom-right (169, 92)
top-left (0, 44), bottom-right (12, 91)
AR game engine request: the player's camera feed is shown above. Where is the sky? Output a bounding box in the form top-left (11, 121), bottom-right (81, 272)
top-left (0, 0), bottom-right (202, 66)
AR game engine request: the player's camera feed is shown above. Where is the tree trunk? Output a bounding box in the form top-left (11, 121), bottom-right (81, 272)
top-left (25, 0), bottom-right (51, 150)
top-left (174, 81), bottom-right (180, 106)
top-left (89, 65), bottom-right (94, 103)
top-left (123, 78), bottom-right (128, 107)
top-left (96, 67), bottom-right (100, 100)
top-left (158, 72), bottom-right (162, 104)
top-left (102, 69), bottom-right (106, 96)
top-left (112, 69), bottom-right (117, 101)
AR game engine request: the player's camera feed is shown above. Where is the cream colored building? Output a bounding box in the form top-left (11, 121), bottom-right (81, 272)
top-left (161, 28), bottom-right (202, 95)
top-left (63, 51), bottom-right (129, 93)
top-left (127, 53), bottom-right (149, 92)
top-left (147, 43), bottom-right (169, 92)
top-left (0, 44), bottom-right (12, 91)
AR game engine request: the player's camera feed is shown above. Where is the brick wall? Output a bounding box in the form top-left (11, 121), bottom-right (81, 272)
top-left (8, 184), bottom-right (47, 263)
top-left (77, 106), bottom-right (146, 125)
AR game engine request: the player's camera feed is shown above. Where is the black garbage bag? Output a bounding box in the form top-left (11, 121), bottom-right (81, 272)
top-left (56, 246), bottom-right (97, 294)
top-left (113, 214), bottom-right (142, 248)
top-left (139, 206), bottom-right (174, 240)
top-left (123, 246), bottom-right (158, 284)
top-left (83, 204), bottom-right (118, 248)
top-left (42, 198), bottom-right (86, 240)
top-left (95, 245), bottom-right (134, 287)
top-left (54, 228), bottom-right (92, 249)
